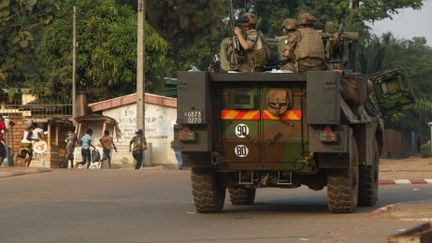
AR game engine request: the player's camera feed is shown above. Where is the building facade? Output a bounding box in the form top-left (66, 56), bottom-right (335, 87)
top-left (88, 93), bottom-right (177, 168)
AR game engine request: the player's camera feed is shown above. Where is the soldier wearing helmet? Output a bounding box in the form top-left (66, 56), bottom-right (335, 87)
top-left (324, 21), bottom-right (345, 70)
top-left (290, 12), bottom-right (325, 72)
top-left (231, 13), bottom-right (268, 72)
top-left (282, 18), bottom-right (297, 34)
top-left (280, 18), bottom-right (300, 72)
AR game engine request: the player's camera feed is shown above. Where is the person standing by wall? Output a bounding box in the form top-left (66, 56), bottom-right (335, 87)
top-left (129, 129), bottom-right (147, 170)
top-left (170, 140), bottom-right (184, 170)
top-left (99, 129), bottom-right (117, 169)
top-left (76, 129), bottom-right (95, 169)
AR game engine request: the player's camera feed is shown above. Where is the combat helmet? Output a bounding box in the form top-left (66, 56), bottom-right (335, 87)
top-left (298, 12), bottom-right (315, 26)
top-left (282, 18), bottom-right (297, 30)
top-left (238, 13), bottom-right (257, 27)
top-left (325, 21), bottom-right (337, 33)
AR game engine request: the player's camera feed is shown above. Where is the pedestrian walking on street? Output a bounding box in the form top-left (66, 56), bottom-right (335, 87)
top-left (99, 129), bottom-right (117, 169)
top-left (17, 123), bottom-right (34, 167)
top-left (129, 129), bottom-right (147, 170)
top-left (76, 129), bottom-right (95, 168)
top-left (61, 128), bottom-right (77, 168)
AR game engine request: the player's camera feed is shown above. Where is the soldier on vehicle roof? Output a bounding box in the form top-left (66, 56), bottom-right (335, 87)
top-left (324, 21), bottom-right (346, 70)
top-left (280, 18), bottom-right (300, 72)
top-left (230, 13), bottom-right (268, 72)
top-left (291, 12), bottom-right (325, 72)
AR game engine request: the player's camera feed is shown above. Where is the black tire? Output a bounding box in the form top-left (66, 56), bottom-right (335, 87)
top-left (228, 187), bottom-right (256, 205)
top-left (191, 168), bottom-right (226, 213)
top-left (327, 136), bottom-right (359, 213)
top-left (358, 139), bottom-right (379, 206)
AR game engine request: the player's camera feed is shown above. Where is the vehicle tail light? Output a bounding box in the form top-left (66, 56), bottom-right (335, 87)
top-left (179, 125), bottom-right (197, 141)
top-left (320, 126), bottom-right (338, 143)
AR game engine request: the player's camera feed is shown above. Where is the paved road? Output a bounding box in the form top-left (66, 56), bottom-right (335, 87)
top-left (0, 169), bottom-right (431, 243)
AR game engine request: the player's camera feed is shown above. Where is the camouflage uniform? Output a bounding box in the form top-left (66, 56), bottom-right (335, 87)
top-left (230, 13), bottom-right (267, 72)
top-left (280, 18), bottom-right (300, 72)
top-left (323, 21), bottom-right (344, 70)
top-left (292, 13), bottom-right (325, 72)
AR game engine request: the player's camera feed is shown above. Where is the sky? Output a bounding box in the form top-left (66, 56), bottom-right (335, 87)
top-left (370, 0), bottom-right (432, 46)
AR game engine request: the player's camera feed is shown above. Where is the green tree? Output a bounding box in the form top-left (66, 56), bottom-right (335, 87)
top-left (359, 35), bottom-right (386, 74)
top-left (360, 33), bottom-right (432, 134)
top-left (35, 0), bottom-right (168, 102)
top-left (132, 0), bottom-right (425, 72)
top-left (0, 0), bottom-right (61, 87)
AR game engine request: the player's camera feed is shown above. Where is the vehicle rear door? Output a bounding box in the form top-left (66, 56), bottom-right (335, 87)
top-left (261, 86), bottom-right (307, 170)
top-left (221, 87), bottom-right (263, 170)
top-left (369, 69), bottom-right (415, 116)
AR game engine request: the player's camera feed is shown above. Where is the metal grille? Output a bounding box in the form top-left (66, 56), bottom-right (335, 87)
top-left (0, 99), bottom-right (72, 117)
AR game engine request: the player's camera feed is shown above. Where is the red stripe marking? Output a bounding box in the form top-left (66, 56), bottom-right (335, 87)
top-left (280, 113), bottom-right (289, 120)
top-left (252, 111), bottom-right (260, 120)
top-left (221, 110), bottom-right (261, 120)
top-left (221, 110), bottom-right (229, 118)
top-left (262, 110), bottom-right (302, 120)
top-left (410, 179), bottom-right (427, 184)
top-left (234, 111), bottom-right (245, 119)
top-left (379, 180), bottom-right (396, 185)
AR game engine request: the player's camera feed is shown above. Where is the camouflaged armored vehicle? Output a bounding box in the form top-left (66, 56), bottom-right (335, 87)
top-left (173, 31), bottom-right (414, 213)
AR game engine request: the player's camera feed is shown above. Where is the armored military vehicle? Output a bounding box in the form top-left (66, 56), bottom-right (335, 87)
top-left (173, 31), bottom-right (414, 213)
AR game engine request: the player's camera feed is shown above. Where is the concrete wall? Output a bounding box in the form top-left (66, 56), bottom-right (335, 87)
top-left (102, 103), bottom-right (177, 167)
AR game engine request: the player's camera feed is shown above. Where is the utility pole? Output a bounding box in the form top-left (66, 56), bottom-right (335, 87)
top-left (136, 0), bottom-right (146, 132)
top-left (72, 6), bottom-right (77, 118)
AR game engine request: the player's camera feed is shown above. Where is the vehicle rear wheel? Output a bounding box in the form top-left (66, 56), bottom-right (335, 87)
top-left (327, 136), bottom-right (359, 213)
top-left (191, 168), bottom-right (226, 213)
top-left (228, 187), bottom-right (256, 205)
top-left (358, 139), bottom-right (379, 206)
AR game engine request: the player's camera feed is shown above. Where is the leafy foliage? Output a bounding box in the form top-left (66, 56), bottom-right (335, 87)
top-left (0, 0), bottom-right (61, 87)
top-left (140, 0), bottom-right (424, 72)
top-left (355, 0), bottom-right (423, 22)
top-left (359, 33), bottom-right (432, 134)
top-left (35, 0), bottom-right (168, 101)
top-left (420, 143), bottom-right (432, 158)
top-left (0, 0), bottom-right (429, 106)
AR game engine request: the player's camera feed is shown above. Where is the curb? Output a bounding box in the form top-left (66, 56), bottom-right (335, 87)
top-left (0, 168), bottom-right (52, 179)
top-left (368, 204), bottom-right (397, 217)
top-left (379, 179), bottom-right (432, 185)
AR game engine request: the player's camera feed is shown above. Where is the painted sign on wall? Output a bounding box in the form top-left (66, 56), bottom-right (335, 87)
top-left (103, 103), bottom-right (177, 166)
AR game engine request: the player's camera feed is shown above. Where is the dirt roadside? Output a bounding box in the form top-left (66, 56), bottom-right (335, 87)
top-left (380, 156), bottom-right (432, 180)
top-left (374, 156), bottom-right (432, 231)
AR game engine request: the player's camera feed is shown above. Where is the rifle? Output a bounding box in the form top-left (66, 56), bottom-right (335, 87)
top-left (229, 0), bottom-right (240, 66)
top-left (208, 54), bottom-right (221, 72)
top-left (338, 22), bottom-right (344, 35)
